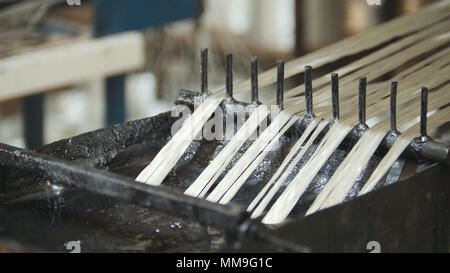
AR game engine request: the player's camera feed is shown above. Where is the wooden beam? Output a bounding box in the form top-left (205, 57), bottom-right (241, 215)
top-left (0, 31), bottom-right (145, 102)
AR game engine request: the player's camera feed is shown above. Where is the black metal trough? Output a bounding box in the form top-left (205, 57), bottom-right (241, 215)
top-left (0, 87), bottom-right (448, 252)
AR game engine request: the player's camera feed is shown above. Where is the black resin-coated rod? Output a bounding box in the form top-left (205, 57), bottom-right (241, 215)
top-left (358, 77), bottom-right (367, 125)
top-left (305, 66), bottom-right (313, 116)
top-left (331, 73), bottom-right (339, 121)
top-left (251, 57), bottom-right (259, 104)
top-left (420, 87), bottom-right (428, 138)
top-left (200, 48), bottom-right (208, 98)
top-left (226, 53), bottom-right (233, 100)
top-left (390, 81), bottom-right (398, 132)
top-left (173, 90), bottom-right (449, 164)
top-left (277, 60), bottom-right (285, 110)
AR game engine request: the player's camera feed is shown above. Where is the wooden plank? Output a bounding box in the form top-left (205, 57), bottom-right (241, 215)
top-left (0, 31), bottom-right (145, 101)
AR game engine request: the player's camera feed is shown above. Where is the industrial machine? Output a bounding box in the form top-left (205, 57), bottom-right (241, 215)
top-left (0, 1), bottom-right (449, 253)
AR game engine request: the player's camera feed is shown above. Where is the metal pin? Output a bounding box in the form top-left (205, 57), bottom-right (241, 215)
top-left (226, 53), bottom-right (233, 100)
top-left (358, 77), bottom-right (367, 125)
top-left (251, 57), bottom-right (259, 104)
top-left (276, 60), bottom-right (284, 110)
top-left (331, 73), bottom-right (339, 121)
top-left (390, 81), bottom-right (398, 132)
top-left (305, 66), bottom-right (313, 117)
top-left (420, 87), bottom-right (428, 138)
top-left (200, 48), bottom-right (208, 99)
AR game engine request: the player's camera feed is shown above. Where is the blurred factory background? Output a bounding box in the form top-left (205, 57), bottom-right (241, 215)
top-left (0, 0), bottom-right (432, 149)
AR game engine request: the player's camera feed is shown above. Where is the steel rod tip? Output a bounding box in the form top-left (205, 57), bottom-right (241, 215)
top-left (304, 66), bottom-right (313, 117)
top-left (251, 57), bottom-right (259, 104)
top-left (390, 81), bottom-right (398, 132)
top-left (331, 73), bottom-right (339, 121)
top-left (358, 77), bottom-right (367, 125)
top-left (276, 60), bottom-right (285, 110)
top-left (226, 53), bottom-right (233, 100)
top-left (200, 48), bottom-right (208, 99)
top-left (420, 87), bottom-right (429, 139)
